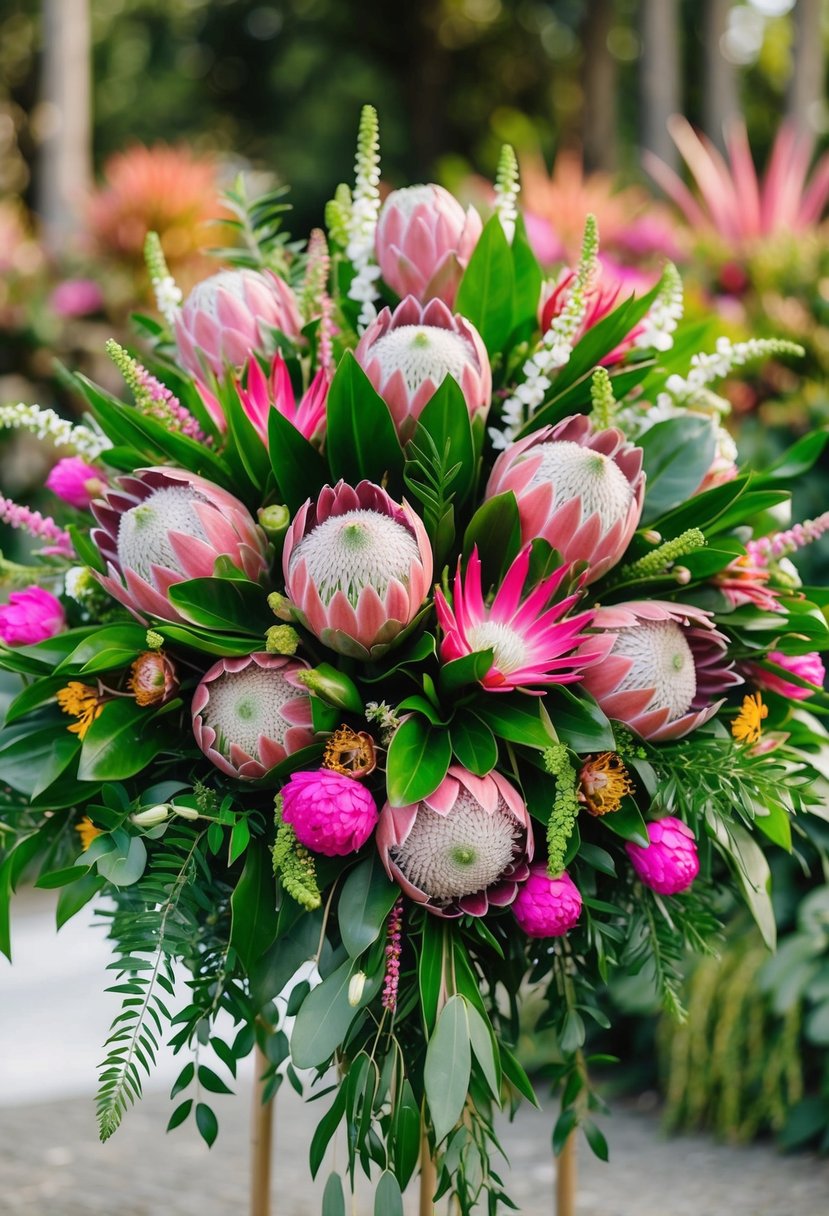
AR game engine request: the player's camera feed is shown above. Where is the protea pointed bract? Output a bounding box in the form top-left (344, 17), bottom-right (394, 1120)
top-left (375, 184), bottom-right (482, 308)
top-left (376, 765), bottom-right (533, 918)
top-left (192, 653), bottom-right (315, 780)
top-left (174, 268), bottom-right (302, 380)
top-left (90, 467), bottom-right (269, 623)
top-left (579, 600), bottom-right (742, 741)
top-left (283, 480), bottom-right (433, 659)
top-left (435, 546), bottom-right (608, 693)
top-left (485, 414), bottom-right (645, 584)
top-left (354, 296), bottom-right (491, 442)
top-left (236, 353), bottom-right (327, 447)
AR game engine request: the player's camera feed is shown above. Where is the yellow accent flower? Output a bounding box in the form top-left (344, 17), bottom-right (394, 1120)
top-left (56, 681), bottom-right (103, 739)
top-left (76, 816), bottom-right (103, 851)
top-left (578, 752), bottom-right (634, 816)
top-left (732, 692), bottom-right (768, 745)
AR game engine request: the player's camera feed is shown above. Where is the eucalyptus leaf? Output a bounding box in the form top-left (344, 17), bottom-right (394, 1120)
top-left (338, 854), bottom-right (399, 958)
top-left (424, 995), bottom-right (471, 1144)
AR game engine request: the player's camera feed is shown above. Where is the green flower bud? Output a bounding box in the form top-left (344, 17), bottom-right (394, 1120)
top-left (294, 662), bottom-right (364, 714)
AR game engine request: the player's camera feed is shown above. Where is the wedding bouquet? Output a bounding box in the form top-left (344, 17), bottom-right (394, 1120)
top-left (2, 107), bottom-right (828, 1214)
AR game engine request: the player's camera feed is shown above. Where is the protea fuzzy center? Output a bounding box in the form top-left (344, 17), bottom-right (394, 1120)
top-left (290, 508), bottom-right (420, 607)
top-left (465, 620), bottom-right (528, 674)
top-left (529, 441), bottom-right (634, 532)
top-left (117, 486), bottom-right (209, 582)
top-left (201, 663), bottom-right (301, 759)
top-left (612, 620), bottom-right (697, 722)
top-left (367, 325), bottom-right (478, 396)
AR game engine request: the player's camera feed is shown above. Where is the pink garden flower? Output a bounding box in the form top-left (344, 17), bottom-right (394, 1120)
top-left (376, 765), bottom-right (533, 918)
top-left (46, 457), bottom-right (106, 509)
top-left (435, 546), bottom-right (608, 692)
top-left (283, 480), bottom-right (432, 659)
top-left (485, 414), bottom-right (644, 584)
top-left (174, 268), bottom-right (302, 381)
top-left (354, 295), bottom-right (491, 442)
top-left (233, 353), bottom-right (327, 446)
top-left (749, 650), bottom-right (825, 700)
top-left (375, 184), bottom-right (482, 308)
top-left (0, 586), bottom-right (65, 646)
top-left (281, 769), bottom-right (379, 856)
top-left (626, 817), bottom-right (699, 895)
top-left (714, 552), bottom-right (782, 614)
top-left (540, 259), bottom-right (655, 365)
top-left (49, 278), bottom-right (104, 318)
top-left (512, 866), bottom-right (582, 937)
top-left (90, 466), bottom-right (269, 623)
top-left (192, 653), bottom-right (315, 780)
top-left (579, 600), bottom-right (741, 741)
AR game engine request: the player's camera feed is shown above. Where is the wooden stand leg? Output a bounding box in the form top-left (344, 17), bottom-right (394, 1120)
top-left (555, 1131), bottom-right (577, 1216)
top-left (419, 1120), bottom-right (436, 1216)
top-left (251, 1042), bottom-right (275, 1216)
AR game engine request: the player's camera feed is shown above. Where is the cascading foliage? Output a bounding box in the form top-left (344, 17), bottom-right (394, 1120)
top-left (1, 105), bottom-right (829, 1214)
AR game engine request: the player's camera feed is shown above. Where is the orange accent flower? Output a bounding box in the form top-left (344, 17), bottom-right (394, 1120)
top-left (76, 816), bottom-right (103, 851)
top-left (732, 692), bottom-right (768, 745)
top-left (322, 725), bottom-right (377, 778)
top-left (56, 682), bottom-right (104, 739)
top-left (578, 752), bottom-right (634, 816)
top-left (128, 650), bottom-right (179, 707)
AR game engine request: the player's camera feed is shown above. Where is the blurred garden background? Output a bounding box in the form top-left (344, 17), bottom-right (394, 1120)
top-left (2, 0), bottom-right (829, 1183)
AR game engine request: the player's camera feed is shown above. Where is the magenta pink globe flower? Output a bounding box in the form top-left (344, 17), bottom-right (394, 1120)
top-left (49, 278), bottom-right (104, 318)
top-left (282, 769), bottom-right (379, 856)
top-left (626, 817), bottom-right (699, 895)
top-left (0, 586), bottom-right (65, 646)
top-left (192, 653), bottom-right (315, 780)
top-left (283, 479), bottom-right (433, 659)
top-left (375, 184), bottom-right (482, 308)
top-left (46, 456), bottom-right (106, 509)
top-left (485, 414), bottom-right (645, 584)
top-left (750, 650), bottom-right (825, 700)
top-left (354, 295), bottom-right (491, 442)
top-left (435, 545), bottom-right (609, 693)
top-left (90, 466), bottom-right (269, 623)
top-left (376, 765), bottom-right (533, 918)
top-left (579, 600), bottom-right (741, 741)
top-left (233, 353), bottom-right (327, 447)
top-left (174, 268), bottom-right (302, 381)
top-left (512, 866), bottom-right (582, 937)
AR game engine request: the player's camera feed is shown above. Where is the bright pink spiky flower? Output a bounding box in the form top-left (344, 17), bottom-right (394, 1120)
top-left (485, 414), bottom-right (645, 585)
top-left (281, 769), bottom-right (379, 856)
top-left (377, 765), bottom-right (533, 919)
top-left (233, 353), bottom-right (327, 446)
top-left (354, 295), bottom-right (491, 443)
top-left (192, 653), bottom-right (315, 780)
top-left (512, 866), bottom-right (582, 937)
top-left (626, 817), bottom-right (699, 895)
top-left (435, 546), bottom-right (609, 693)
top-left (579, 600), bottom-right (742, 741)
top-left (283, 480), bottom-right (433, 659)
top-left (747, 650), bottom-right (825, 701)
top-left (375, 184), bottom-right (482, 308)
top-left (540, 259), bottom-right (656, 365)
top-left (90, 466), bottom-right (269, 624)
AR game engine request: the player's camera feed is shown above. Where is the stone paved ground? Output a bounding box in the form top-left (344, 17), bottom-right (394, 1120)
top-left (1, 893), bottom-right (828, 1215)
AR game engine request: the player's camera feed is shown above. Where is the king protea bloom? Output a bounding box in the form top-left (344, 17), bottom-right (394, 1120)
top-left (354, 295), bottom-right (491, 442)
top-left (174, 268), bottom-right (302, 381)
top-left (486, 414), bottom-right (645, 584)
top-left (283, 480), bottom-right (432, 659)
top-left (192, 653), bottom-right (315, 780)
top-left (375, 184), bottom-right (482, 308)
top-left (435, 546), bottom-right (608, 692)
top-left (90, 467), bottom-right (269, 623)
top-left (579, 600), bottom-right (741, 741)
top-left (233, 353), bottom-right (327, 446)
top-left (377, 765), bottom-right (533, 918)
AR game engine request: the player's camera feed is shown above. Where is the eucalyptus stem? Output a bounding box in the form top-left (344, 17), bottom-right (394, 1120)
top-left (418, 1113), bottom-right (437, 1216)
top-left (250, 1038), bottom-right (275, 1216)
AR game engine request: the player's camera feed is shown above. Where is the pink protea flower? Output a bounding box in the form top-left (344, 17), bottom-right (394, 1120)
top-left (192, 653), bottom-right (315, 780)
top-left (434, 545), bottom-right (608, 693)
top-left (485, 414), bottom-right (645, 584)
top-left (354, 296), bottom-right (491, 442)
top-left (714, 552), bottom-right (782, 614)
top-left (375, 184), bottom-right (482, 308)
top-left (46, 457), bottom-right (106, 509)
top-left (174, 268), bottom-right (302, 381)
top-left (234, 353), bottom-right (328, 446)
top-left (90, 466), bottom-right (269, 624)
top-left (0, 586), bottom-right (65, 646)
top-left (579, 600), bottom-right (741, 741)
top-left (49, 278), bottom-right (104, 318)
top-left (626, 817), bottom-right (699, 895)
top-left (749, 651), bottom-right (825, 700)
top-left (376, 765), bottom-right (533, 918)
top-left (512, 866), bottom-right (582, 937)
top-left (283, 480), bottom-right (433, 659)
top-left (540, 260), bottom-right (655, 365)
top-left (281, 769), bottom-right (379, 856)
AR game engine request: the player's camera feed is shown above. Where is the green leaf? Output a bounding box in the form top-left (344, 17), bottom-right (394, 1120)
top-left (228, 816), bottom-right (251, 866)
top-left (754, 802), bottom-right (793, 851)
top-left (412, 375), bottom-right (476, 507)
top-left (463, 492), bottom-right (522, 586)
top-left (418, 918), bottom-right (444, 1034)
top-left (291, 958), bottom-right (364, 1069)
top-left (78, 699), bottom-right (167, 781)
top-left (548, 687), bottom-right (615, 751)
top-left (583, 1119), bottom-right (609, 1161)
top-left (56, 870), bottom-right (106, 928)
top-left (455, 214), bottom-right (515, 356)
top-left (450, 713), bottom-right (498, 776)
top-left (268, 406), bottom-right (329, 514)
top-left (167, 1099), bottom-right (193, 1131)
top-left (439, 649), bottom-right (494, 697)
top-left (322, 1172), bottom-right (346, 1216)
top-left (195, 1102), bottom-right (218, 1147)
top-left (639, 416), bottom-right (717, 523)
top-left (385, 716), bottom-right (452, 806)
top-left (198, 1065), bottom-right (234, 1095)
top-left (552, 1107), bottom-right (578, 1156)
top-left (600, 799), bottom-right (649, 848)
top-left (510, 212), bottom-right (543, 337)
top-left (171, 1062), bottom-right (194, 1099)
top-left (424, 995), bottom-right (471, 1144)
top-left (150, 622), bottom-right (260, 658)
top-left (249, 911), bottom-right (322, 1008)
top-left (475, 697), bottom-right (554, 749)
top-left (167, 576), bottom-right (272, 635)
top-left (0, 721), bottom-right (80, 797)
top-left (499, 1042), bottom-right (539, 1106)
top-left (230, 842), bottom-right (277, 971)
top-left (464, 999), bottom-right (500, 1100)
top-left (326, 351), bottom-right (404, 492)
top-left (391, 1079), bottom-right (421, 1190)
top-left (338, 854), bottom-right (399, 958)
top-left (57, 623), bottom-right (148, 675)
top-left (754, 430), bottom-right (829, 486)
top-left (713, 821), bottom-right (776, 949)
top-left (374, 1171), bottom-right (404, 1216)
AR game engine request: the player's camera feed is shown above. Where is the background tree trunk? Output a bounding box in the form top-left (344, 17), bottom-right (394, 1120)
top-left (638, 0), bottom-right (681, 170)
top-left (787, 0), bottom-right (825, 139)
top-left (581, 0), bottom-right (618, 172)
top-left (703, 0), bottom-right (740, 150)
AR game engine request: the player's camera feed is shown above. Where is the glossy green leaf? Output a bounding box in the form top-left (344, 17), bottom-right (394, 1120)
top-left (250, 911), bottom-right (322, 1008)
top-left (78, 699), bottom-right (166, 781)
top-left (464, 998), bottom-right (500, 1100)
top-left (450, 713), bottom-right (498, 776)
top-left (268, 405), bottom-right (329, 514)
top-left (510, 212), bottom-right (543, 337)
top-left (374, 1171), bottom-right (404, 1216)
top-left (167, 1100), bottom-right (193, 1132)
top-left (195, 1102), bottom-right (218, 1147)
top-left (167, 576), bottom-right (272, 635)
top-left (0, 721), bottom-right (80, 796)
top-left (583, 1119), bottom-right (609, 1161)
top-left (475, 697), bottom-right (554, 749)
top-left (93, 834), bottom-right (147, 887)
top-left (56, 870), bottom-right (106, 928)
top-left (548, 687), bottom-right (615, 751)
top-left (230, 842), bottom-right (278, 971)
top-left (424, 995), bottom-right (471, 1144)
top-left (198, 1065), bottom-right (234, 1095)
top-left (338, 854), bottom-right (399, 958)
top-left (326, 352), bottom-right (404, 492)
top-left (385, 716), bottom-right (452, 806)
top-left (56, 624), bottom-right (149, 674)
top-left (391, 1078), bottom-right (421, 1190)
top-left (454, 215), bottom-right (515, 355)
top-left (639, 415), bottom-right (717, 523)
top-left (418, 918), bottom-right (445, 1034)
top-left (439, 649), bottom-right (494, 697)
top-left (412, 375), bottom-right (476, 506)
top-left (754, 802), bottom-right (793, 851)
top-left (600, 799), bottom-right (650, 848)
top-left (463, 492), bottom-right (522, 585)
top-left (291, 958), bottom-right (364, 1069)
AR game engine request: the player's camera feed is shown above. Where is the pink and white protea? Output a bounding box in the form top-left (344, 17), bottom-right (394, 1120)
top-left (282, 769), bottom-right (379, 856)
top-left (376, 765), bottom-right (533, 918)
top-left (283, 480), bottom-right (432, 659)
top-left (435, 546), bottom-right (609, 693)
top-left (512, 866), bottom-right (582, 937)
top-left (90, 467), bottom-right (269, 623)
top-left (626, 817), bottom-right (699, 895)
top-left (354, 296), bottom-right (491, 442)
top-left (375, 184), bottom-right (482, 308)
top-left (192, 653), bottom-right (315, 780)
top-left (174, 268), bottom-right (302, 381)
top-left (485, 414), bottom-right (644, 584)
top-left (748, 650), bottom-right (825, 701)
top-left (579, 600), bottom-right (742, 741)
top-left (234, 353), bottom-right (328, 447)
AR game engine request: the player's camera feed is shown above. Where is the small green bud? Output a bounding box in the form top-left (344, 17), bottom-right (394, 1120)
top-left (257, 504), bottom-right (291, 539)
top-left (294, 662), bottom-right (364, 714)
top-left (171, 804), bottom-right (200, 820)
top-left (132, 804), bottom-right (171, 827)
top-left (267, 591), bottom-right (295, 621)
top-left (146, 629), bottom-right (164, 650)
top-left (348, 971), bottom-right (367, 1007)
top-left (265, 624), bottom-right (301, 655)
